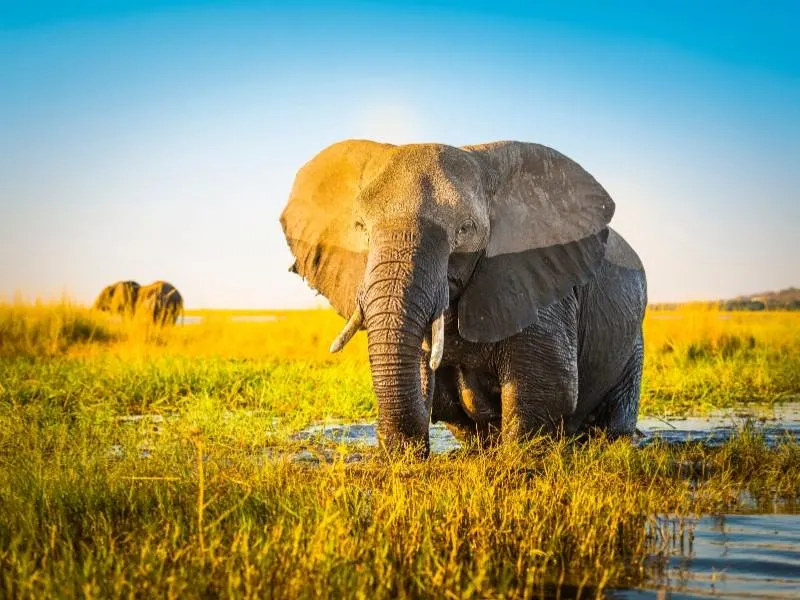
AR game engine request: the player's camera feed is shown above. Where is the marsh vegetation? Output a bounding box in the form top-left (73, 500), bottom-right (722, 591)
top-left (0, 302), bottom-right (798, 597)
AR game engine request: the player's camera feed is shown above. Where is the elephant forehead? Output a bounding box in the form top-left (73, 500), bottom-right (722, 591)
top-left (357, 144), bottom-right (483, 218)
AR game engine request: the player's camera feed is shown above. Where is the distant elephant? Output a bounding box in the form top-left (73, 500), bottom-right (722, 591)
top-left (281, 140), bottom-right (647, 455)
top-left (135, 281), bottom-right (184, 326)
top-left (93, 280), bottom-right (140, 316)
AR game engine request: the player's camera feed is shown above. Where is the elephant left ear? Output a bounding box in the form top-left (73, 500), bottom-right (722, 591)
top-left (458, 141), bottom-right (614, 343)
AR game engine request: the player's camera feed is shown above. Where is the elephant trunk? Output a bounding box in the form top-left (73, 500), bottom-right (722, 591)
top-left (360, 222), bottom-right (449, 456)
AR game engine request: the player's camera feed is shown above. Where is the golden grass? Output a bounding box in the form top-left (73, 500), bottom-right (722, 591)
top-left (0, 300), bottom-right (798, 597)
top-left (1, 407), bottom-right (797, 598)
top-left (3, 299), bottom-right (798, 414)
top-left (643, 304), bottom-right (800, 413)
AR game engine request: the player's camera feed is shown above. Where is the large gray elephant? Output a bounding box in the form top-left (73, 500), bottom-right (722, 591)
top-left (281, 140), bottom-right (647, 455)
top-left (93, 280), bottom-right (140, 316)
top-left (135, 281), bottom-right (184, 326)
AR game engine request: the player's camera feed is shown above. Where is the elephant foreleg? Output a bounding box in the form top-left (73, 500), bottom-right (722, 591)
top-left (499, 297), bottom-right (579, 441)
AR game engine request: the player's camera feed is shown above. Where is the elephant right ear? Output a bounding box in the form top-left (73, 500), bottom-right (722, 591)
top-left (280, 140), bottom-right (394, 318)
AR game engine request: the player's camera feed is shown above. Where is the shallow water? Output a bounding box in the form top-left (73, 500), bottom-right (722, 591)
top-left (638, 402), bottom-right (800, 448)
top-left (294, 403), bottom-right (800, 453)
top-left (613, 514), bottom-right (800, 599)
top-left (294, 422), bottom-right (461, 454)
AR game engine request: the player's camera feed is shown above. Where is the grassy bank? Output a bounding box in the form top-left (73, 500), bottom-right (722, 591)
top-left (2, 301), bottom-right (799, 417)
top-left (1, 301), bottom-right (799, 597)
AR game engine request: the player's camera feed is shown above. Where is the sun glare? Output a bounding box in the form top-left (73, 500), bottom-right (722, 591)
top-left (356, 101), bottom-right (427, 144)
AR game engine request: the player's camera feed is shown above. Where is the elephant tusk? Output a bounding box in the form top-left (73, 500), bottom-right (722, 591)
top-left (429, 311), bottom-right (445, 371)
top-left (329, 306), bottom-right (363, 353)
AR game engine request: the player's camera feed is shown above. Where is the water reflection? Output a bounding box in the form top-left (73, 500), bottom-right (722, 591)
top-left (613, 514), bottom-right (800, 598)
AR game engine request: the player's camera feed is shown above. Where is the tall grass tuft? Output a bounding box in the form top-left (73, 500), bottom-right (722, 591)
top-left (0, 299), bottom-right (117, 357)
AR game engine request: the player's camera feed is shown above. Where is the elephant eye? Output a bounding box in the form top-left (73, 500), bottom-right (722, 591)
top-left (354, 220), bottom-right (366, 232)
top-left (456, 219), bottom-right (476, 244)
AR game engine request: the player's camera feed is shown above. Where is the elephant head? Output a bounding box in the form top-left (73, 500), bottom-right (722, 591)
top-left (93, 280), bottom-right (140, 316)
top-left (281, 140), bottom-right (614, 454)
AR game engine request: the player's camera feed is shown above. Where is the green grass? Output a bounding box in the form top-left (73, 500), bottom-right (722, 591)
top-left (0, 301), bottom-right (799, 597)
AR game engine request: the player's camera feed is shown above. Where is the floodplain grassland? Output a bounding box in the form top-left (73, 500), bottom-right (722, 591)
top-left (0, 301), bottom-right (798, 598)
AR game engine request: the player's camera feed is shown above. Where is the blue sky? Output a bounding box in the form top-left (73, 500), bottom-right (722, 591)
top-left (1, 1), bottom-right (797, 307)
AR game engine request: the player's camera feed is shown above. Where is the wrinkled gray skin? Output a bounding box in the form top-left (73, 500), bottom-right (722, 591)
top-left (136, 281), bottom-right (184, 326)
top-left (281, 140), bottom-right (647, 456)
top-left (431, 233), bottom-right (646, 447)
top-left (93, 280), bottom-right (140, 316)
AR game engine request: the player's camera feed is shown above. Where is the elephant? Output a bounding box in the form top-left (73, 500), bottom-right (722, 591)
top-left (135, 281), bottom-right (184, 326)
top-left (93, 280), bottom-right (140, 316)
top-left (281, 140), bottom-right (647, 455)
top-left (94, 280), bottom-right (183, 325)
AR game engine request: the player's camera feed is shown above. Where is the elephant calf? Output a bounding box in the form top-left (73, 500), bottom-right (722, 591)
top-left (94, 280), bottom-right (183, 326)
top-left (281, 140), bottom-right (647, 455)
